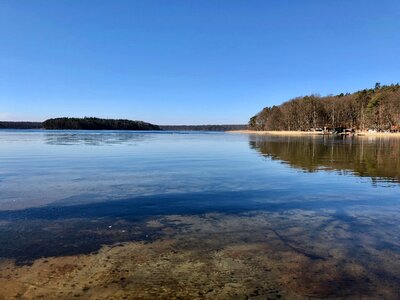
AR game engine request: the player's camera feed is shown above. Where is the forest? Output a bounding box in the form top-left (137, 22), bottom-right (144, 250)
top-left (0, 122), bottom-right (42, 129)
top-left (160, 124), bottom-right (246, 131)
top-left (42, 117), bottom-right (160, 130)
top-left (249, 83), bottom-right (400, 132)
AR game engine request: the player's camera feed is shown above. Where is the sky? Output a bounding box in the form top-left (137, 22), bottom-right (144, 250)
top-left (1, 0), bottom-right (400, 125)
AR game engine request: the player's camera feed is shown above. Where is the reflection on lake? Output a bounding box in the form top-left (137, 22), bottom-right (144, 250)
top-left (250, 135), bottom-right (400, 184)
top-left (0, 130), bottom-right (400, 299)
top-left (44, 131), bottom-right (150, 146)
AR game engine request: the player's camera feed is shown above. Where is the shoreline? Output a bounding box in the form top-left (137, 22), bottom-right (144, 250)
top-left (228, 130), bottom-right (400, 137)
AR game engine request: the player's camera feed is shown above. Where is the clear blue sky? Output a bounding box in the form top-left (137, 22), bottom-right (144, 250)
top-left (1, 0), bottom-right (399, 124)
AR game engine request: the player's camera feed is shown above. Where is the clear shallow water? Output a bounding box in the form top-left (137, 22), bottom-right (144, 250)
top-left (1, 130), bottom-right (399, 210)
top-left (1, 130), bottom-right (400, 298)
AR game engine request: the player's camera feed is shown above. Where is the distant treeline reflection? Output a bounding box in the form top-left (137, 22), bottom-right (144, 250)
top-left (250, 136), bottom-right (400, 183)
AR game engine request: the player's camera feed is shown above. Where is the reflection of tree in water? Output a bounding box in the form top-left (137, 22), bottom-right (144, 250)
top-left (249, 135), bottom-right (400, 183)
top-left (45, 132), bottom-right (152, 146)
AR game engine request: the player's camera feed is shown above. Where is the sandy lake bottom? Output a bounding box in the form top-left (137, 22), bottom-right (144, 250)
top-left (1, 208), bottom-right (400, 299)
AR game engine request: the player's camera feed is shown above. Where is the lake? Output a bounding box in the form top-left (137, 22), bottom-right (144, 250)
top-left (1, 130), bottom-right (400, 299)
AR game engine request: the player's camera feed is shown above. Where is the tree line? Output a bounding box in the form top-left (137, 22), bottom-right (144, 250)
top-left (160, 124), bottom-right (247, 131)
top-left (0, 119), bottom-right (247, 131)
top-left (0, 122), bottom-right (42, 129)
top-left (42, 117), bottom-right (160, 130)
top-left (249, 83), bottom-right (400, 131)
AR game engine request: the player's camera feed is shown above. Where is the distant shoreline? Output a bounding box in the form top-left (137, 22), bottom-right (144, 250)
top-left (0, 120), bottom-right (247, 131)
top-left (228, 130), bottom-right (400, 137)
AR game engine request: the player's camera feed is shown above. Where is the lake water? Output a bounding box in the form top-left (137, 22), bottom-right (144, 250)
top-left (0, 130), bottom-right (400, 299)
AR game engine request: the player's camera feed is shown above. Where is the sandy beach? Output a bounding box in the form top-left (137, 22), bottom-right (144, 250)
top-left (229, 130), bottom-right (400, 137)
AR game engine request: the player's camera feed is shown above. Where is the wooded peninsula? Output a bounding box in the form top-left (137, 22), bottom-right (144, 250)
top-left (42, 117), bottom-right (160, 130)
top-left (249, 83), bottom-right (400, 132)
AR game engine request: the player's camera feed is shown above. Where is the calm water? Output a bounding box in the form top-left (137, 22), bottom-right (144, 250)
top-left (1, 130), bottom-right (400, 299)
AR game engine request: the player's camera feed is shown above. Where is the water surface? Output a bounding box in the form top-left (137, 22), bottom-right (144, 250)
top-left (0, 130), bottom-right (399, 299)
